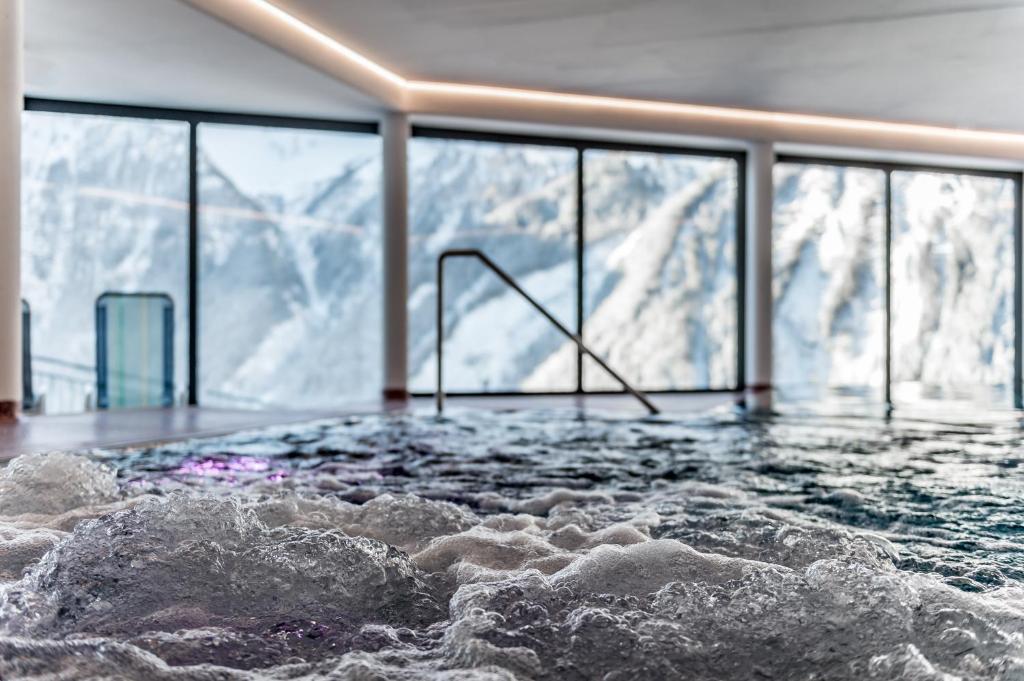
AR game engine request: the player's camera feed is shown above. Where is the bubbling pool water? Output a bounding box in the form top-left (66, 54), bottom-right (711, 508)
top-left (0, 409), bottom-right (1022, 679)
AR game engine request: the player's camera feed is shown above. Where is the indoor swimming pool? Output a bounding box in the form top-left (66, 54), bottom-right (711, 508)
top-left (0, 407), bottom-right (1022, 679)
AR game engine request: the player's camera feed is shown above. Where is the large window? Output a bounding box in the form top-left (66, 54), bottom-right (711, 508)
top-left (772, 163), bottom-right (886, 400)
top-left (773, 158), bottom-right (1020, 407)
top-left (21, 111), bottom-right (189, 414)
top-left (409, 133), bottom-right (744, 396)
top-left (891, 171), bottom-right (1016, 402)
top-left (582, 150), bottom-right (740, 391)
top-left (198, 123), bottom-right (382, 409)
top-left (21, 110), bottom-right (745, 408)
top-left (408, 137), bottom-right (578, 393)
top-left (25, 104), bottom-right (1021, 410)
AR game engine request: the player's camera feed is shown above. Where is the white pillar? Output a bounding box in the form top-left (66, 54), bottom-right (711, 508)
top-left (0, 0), bottom-right (22, 422)
top-left (745, 141), bottom-right (774, 413)
top-left (381, 111), bottom-right (409, 401)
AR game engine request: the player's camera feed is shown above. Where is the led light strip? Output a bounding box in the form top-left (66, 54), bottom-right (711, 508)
top-left (408, 81), bottom-right (1024, 145)
top-left (231, 0), bottom-right (1024, 150)
top-left (242, 0), bottom-right (407, 89)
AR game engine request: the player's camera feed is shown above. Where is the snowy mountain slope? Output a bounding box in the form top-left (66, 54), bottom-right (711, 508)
top-left (772, 164), bottom-right (886, 397)
top-left (21, 114), bottom-right (1017, 412)
top-left (407, 139), bottom-right (577, 393)
top-left (890, 171), bottom-right (1014, 396)
top-left (526, 154), bottom-right (739, 391)
top-left (21, 113), bottom-right (191, 411)
top-left (773, 164), bottom-right (1014, 402)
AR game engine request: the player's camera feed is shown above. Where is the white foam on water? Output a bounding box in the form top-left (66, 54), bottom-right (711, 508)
top-left (0, 413), bottom-right (1022, 680)
top-left (0, 452), bottom-right (119, 516)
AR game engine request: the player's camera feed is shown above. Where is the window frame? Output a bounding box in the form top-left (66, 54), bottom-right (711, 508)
top-left (24, 97), bottom-right (379, 406)
top-left (36, 101), bottom-right (1016, 406)
top-left (410, 126), bottom-right (748, 397)
top-left (776, 153), bottom-right (1024, 408)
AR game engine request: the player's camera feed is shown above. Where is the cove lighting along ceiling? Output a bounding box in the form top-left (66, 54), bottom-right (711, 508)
top-left (407, 80), bottom-right (1024, 145)
top-left (207, 0), bottom-right (1024, 153)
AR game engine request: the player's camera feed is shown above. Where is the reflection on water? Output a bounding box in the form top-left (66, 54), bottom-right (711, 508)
top-left (0, 407), bottom-right (1022, 679)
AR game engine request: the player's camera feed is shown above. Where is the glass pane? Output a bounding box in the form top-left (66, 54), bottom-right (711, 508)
top-left (21, 111), bottom-right (189, 414)
top-left (772, 163), bottom-right (886, 401)
top-left (408, 138), bottom-right (577, 393)
top-left (199, 124), bottom-right (382, 409)
top-left (891, 171), bottom-right (1015, 404)
top-left (582, 149), bottom-right (738, 391)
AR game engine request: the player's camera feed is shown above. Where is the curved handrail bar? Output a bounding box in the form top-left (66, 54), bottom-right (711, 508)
top-left (436, 249), bottom-right (659, 415)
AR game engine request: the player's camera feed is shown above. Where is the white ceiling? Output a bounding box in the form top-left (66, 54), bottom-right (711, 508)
top-left (275, 0), bottom-right (1024, 131)
top-left (24, 0), bottom-right (1024, 132)
top-left (24, 0), bottom-right (381, 119)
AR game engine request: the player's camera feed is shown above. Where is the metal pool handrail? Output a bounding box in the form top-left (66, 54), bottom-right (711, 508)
top-left (435, 249), bottom-right (660, 415)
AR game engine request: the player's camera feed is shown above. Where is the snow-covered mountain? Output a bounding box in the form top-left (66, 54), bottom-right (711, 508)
top-left (547, 151), bottom-right (738, 392)
top-left (408, 142), bottom-right (741, 394)
top-left (772, 163), bottom-right (886, 398)
top-left (890, 170), bottom-right (1014, 399)
top-left (197, 129), bottom-right (383, 408)
top-left (20, 113), bottom-right (1017, 412)
top-left (773, 163), bottom-right (1014, 402)
top-left (407, 139), bottom-right (578, 393)
top-left (21, 113), bottom-right (191, 412)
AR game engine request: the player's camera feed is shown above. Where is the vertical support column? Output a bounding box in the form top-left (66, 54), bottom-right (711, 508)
top-left (744, 141), bottom-right (774, 414)
top-left (382, 111), bottom-right (410, 401)
top-left (0, 0), bottom-right (22, 422)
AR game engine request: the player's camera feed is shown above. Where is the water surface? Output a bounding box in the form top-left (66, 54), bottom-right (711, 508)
top-left (0, 407), bottom-right (1022, 679)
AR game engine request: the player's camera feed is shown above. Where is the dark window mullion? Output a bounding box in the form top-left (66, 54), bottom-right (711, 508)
top-left (187, 121), bottom-right (199, 407)
top-left (576, 147), bottom-right (585, 394)
top-left (1015, 174), bottom-right (1023, 409)
top-left (884, 168), bottom-right (893, 412)
top-left (736, 155), bottom-right (748, 394)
